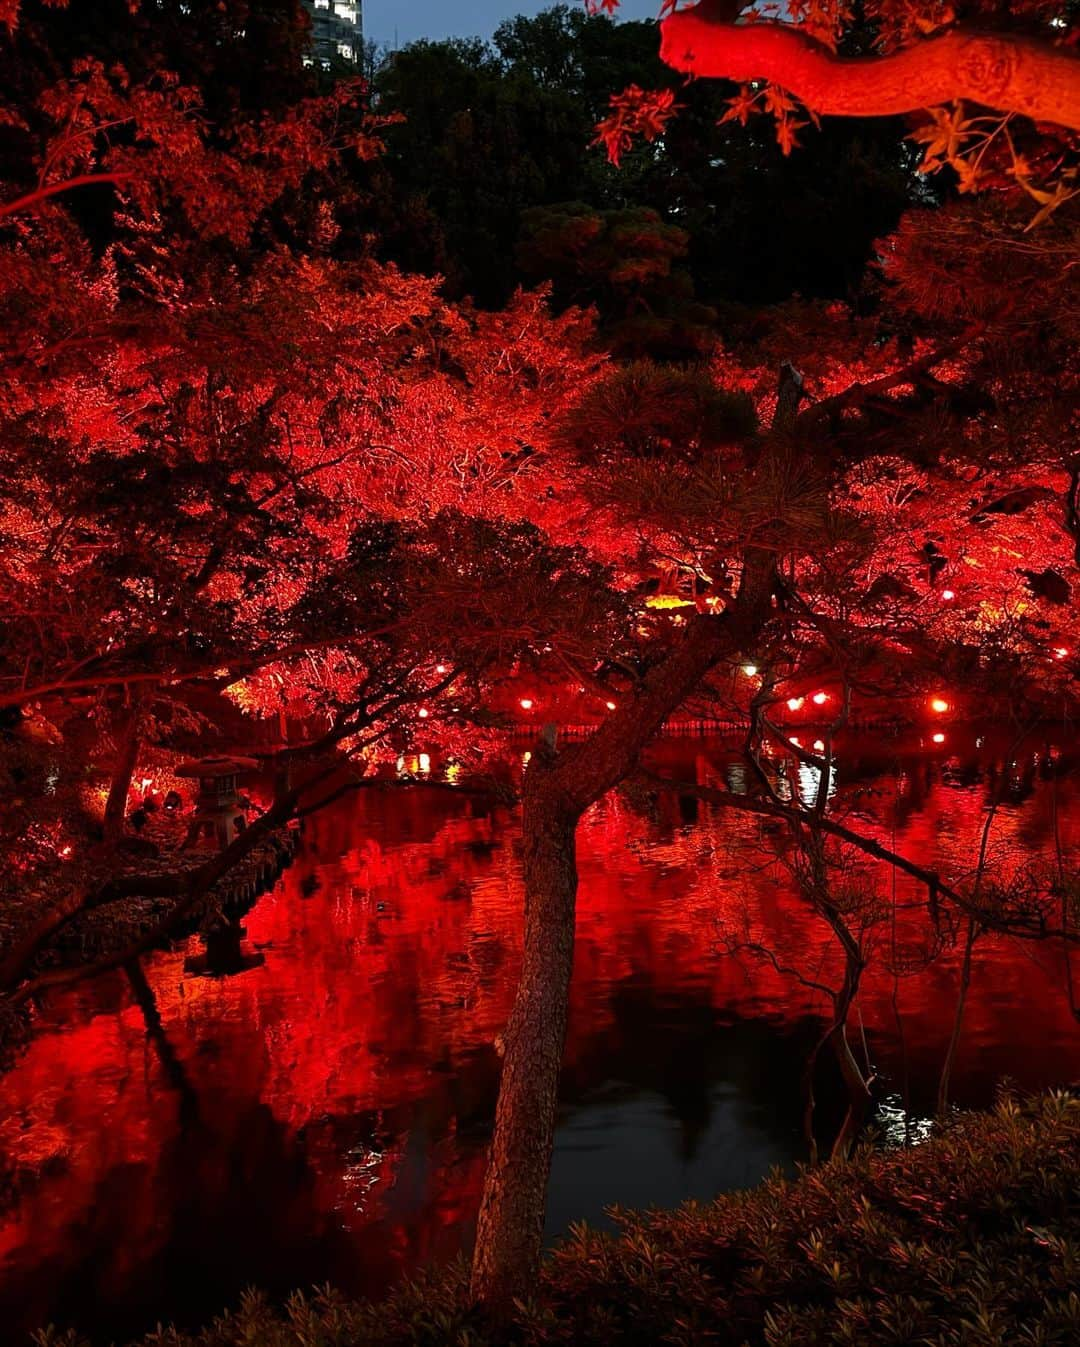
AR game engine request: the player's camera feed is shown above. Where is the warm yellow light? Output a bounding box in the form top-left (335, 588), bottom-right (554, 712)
top-left (418, 708), bottom-right (429, 719)
top-left (941, 589), bottom-right (955, 600)
top-left (606, 700), bottom-right (616, 711)
top-left (742, 664), bottom-right (758, 677)
top-left (787, 696), bottom-right (804, 711)
top-left (813, 740), bottom-right (825, 752)
top-left (932, 732), bottom-right (946, 744)
top-left (645, 594), bottom-right (694, 610)
top-left (812, 692), bottom-right (828, 705)
top-left (520, 698), bottom-right (534, 710)
top-left (931, 697), bottom-right (949, 713)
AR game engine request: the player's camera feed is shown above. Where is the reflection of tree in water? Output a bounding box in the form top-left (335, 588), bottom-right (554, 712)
top-left (125, 959), bottom-right (199, 1125)
top-left (2, 748), bottom-right (1078, 1340)
top-left (628, 733), bottom-right (1080, 1161)
top-left (4, 954), bottom-right (364, 1345)
top-left (560, 983), bottom-right (827, 1164)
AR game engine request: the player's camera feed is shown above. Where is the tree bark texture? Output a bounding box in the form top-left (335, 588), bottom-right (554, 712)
top-left (468, 786), bottom-right (579, 1312)
top-left (660, 6), bottom-right (1080, 131)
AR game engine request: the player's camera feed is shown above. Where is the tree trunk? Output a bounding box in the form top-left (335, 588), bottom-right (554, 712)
top-left (937, 915), bottom-right (977, 1116)
top-left (824, 911), bottom-right (873, 1161)
top-left (828, 1007), bottom-right (874, 1161)
top-left (470, 548), bottom-right (776, 1316)
top-left (469, 777), bottom-right (578, 1311)
top-left (796, 833), bottom-right (873, 1164)
top-left (103, 694), bottom-right (143, 844)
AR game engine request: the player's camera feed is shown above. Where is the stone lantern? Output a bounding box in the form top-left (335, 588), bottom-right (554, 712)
top-left (175, 755), bottom-right (259, 850)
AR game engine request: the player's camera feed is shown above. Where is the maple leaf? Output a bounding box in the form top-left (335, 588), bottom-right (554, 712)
top-left (720, 85), bottom-right (759, 128)
top-left (910, 104), bottom-right (976, 174)
top-left (776, 115), bottom-right (808, 156)
top-left (593, 85), bottom-right (680, 166)
top-left (952, 157), bottom-right (981, 193)
top-left (1018, 175), bottom-right (1080, 230)
top-left (764, 86), bottom-right (798, 117)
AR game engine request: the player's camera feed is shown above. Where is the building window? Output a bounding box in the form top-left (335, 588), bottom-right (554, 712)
top-left (337, 40), bottom-right (354, 59)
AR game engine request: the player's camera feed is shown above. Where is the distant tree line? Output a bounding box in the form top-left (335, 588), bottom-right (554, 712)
top-left (361, 5), bottom-right (923, 350)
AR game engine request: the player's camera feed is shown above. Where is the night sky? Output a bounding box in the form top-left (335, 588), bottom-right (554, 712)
top-left (364, 1), bottom-right (660, 50)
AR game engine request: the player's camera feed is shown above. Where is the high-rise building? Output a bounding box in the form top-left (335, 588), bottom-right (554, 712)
top-left (302, 0), bottom-right (363, 70)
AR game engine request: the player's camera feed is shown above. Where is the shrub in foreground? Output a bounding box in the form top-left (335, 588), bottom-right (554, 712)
top-left (38, 1092), bottom-right (1080, 1347)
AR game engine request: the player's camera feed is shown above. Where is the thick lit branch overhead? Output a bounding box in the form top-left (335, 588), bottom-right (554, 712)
top-left (660, 3), bottom-right (1080, 131)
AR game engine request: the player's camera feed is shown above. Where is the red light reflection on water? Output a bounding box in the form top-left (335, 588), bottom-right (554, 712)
top-left (1, 740), bottom-right (1078, 1341)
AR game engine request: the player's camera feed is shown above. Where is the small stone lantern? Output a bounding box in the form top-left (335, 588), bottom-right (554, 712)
top-left (176, 755), bottom-right (259, 850)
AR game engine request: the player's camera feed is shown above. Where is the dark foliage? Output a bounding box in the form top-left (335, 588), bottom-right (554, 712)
top-left (555, 360), bottom-right (757, 466)
top-left (0, 0), bottom-right (314, 124)
top-left (518, 202), bottom-right (718, 358)
top-left (361, 6), bottom-right (920, 322)
top-left (38, 1091), bottom-right (1080, 1346)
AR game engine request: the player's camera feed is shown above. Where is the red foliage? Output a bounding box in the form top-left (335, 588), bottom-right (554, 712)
top-left (0, 1), bottom-right (1077, 928)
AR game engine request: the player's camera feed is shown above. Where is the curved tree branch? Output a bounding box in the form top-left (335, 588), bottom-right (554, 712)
top-left (0, 173), bottom-right (135, 220)
top-left (796, 322), bottom-right (986, 432)
top-left (659, 7), bottom-right (1080, 131)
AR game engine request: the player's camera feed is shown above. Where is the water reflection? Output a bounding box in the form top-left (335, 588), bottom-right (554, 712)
top-left (0, 734), bottom-right (1078, 1343)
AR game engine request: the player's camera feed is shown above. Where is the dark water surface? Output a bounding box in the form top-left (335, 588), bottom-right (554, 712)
top-left (2, 732), bottom-right (1079, 1343)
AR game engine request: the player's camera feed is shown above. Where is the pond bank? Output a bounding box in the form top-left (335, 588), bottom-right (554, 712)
top-left (38, 1091), bottom-right (1080, 1347)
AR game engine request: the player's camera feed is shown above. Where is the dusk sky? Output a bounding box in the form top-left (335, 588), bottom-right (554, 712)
top-left (364, 1), bottom-right (660, 50)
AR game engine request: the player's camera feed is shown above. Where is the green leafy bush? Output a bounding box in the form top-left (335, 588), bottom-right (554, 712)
top-left (37, 1091), bottom-right (1080, 1347)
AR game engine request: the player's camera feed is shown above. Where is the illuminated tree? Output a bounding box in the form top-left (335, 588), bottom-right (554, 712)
top-left (471, 165), bottom-right (1080, 1310)
top-left (2, 0), bottom-right (1079, 1327)
top-left (659, 2), bottom-right (1080, 129)
top-left (0, 11), bottom-right (620, 994)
